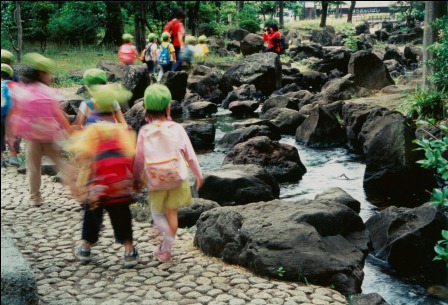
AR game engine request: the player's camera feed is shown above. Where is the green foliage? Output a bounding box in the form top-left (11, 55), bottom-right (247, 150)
top-left (239, 19), bottom-right (261, 34)
top-left (48, 1), bottom-right (106, 45)
top-left (414, 120), bottom-right (448, 264)
top-left (264, 18), bottom-right (279, 28)
top-left (389, 1), bottom-right (425, 21)
top-left (433, 230), bottom-right (448, 266)
top-left (342, 28), bottom-right (358, 52)
top-left (277, 266), bottom-right (285, 277)
top-left (197, 23), bottom-right (216, 37)
top-left (426, 16), bottom-right (448, 92)
top-left (398, 88), bottom-right (448, 120)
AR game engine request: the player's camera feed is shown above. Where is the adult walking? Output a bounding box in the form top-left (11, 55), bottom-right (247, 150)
top-left (262, 23), bottom-right (281, 54)
top-left (164, 9), bottom-right (186, 72)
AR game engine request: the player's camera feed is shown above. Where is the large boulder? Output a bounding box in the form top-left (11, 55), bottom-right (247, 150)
top-left (240, 33), bottom-right (265, 56)
top-left (223, 136), bottom-right (307, 182)
top-left (223, 52), bottom-right (282, 97)
top-left (198, 164), bottom-right (280, 206)
top-left (217, 125), bottom-right (275, 151)
top-left (261, 107), bottom-right (306, 135)
top-left (221, 84), bottom-right (262, 109)
top-left (226, 29), bottom-right (250, 41)
top-left (310, 26), bottom-right (337, 46)
top-left (160, 71), bottom-right (189, 102)
top-left (194, 196), bottom-right (371, 296)
top-left (366, 203), bottom-right (448, 276)
top-left (311, 48), bottom-right (352, 75)
top-left (181, 121), bottom-right (215, 151)
top-left (348, 50), bottom-right (395, 90)
top-left (122, 64), bottom-right (148, 108)
top-left (295, 106), bottom-right (346, 148)
top-left (178, 198), bottom-right (220, 228)
top-left (359, 110), bottom-right (437, 202)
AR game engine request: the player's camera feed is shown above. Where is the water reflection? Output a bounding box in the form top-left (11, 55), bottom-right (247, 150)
top-left (196, 115), bottom-right (446, 305)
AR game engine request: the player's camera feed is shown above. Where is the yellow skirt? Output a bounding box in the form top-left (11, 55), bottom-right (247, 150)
top-left (148, 180), bottom-right (192, 213)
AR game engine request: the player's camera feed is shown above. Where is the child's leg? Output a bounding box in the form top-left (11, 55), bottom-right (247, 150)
top-left (81, 204), bottom-right (104, 249)
top-left (106, 203), bottom-right (134, 253)
top-left (26, 142), bottom-right (43, 203)
top-left (43, 142), bottom-right (69, 184)
top-left (160, 208), bottom-right (178, 252)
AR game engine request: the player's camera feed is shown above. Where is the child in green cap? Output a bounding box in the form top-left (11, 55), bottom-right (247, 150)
top-left (67, 82), bottom-right (139, 268)
top-left (133, 84), bottom-right (203, 263)
top-left (72, 68), bottom-right (126, 128)
top-left (140, 33), bottom-right (159, 84)
top-left (118, 34), bottom-right (139, 66)
top-left (1, 63), bottom-right (21, 167)
top-left (6, 52), bottom-right (73, 206)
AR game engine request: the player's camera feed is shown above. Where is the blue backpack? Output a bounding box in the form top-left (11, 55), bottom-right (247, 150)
top-left (1, 80), bottom-right (12, 117)
top-left (158, 43), bottom-right (171, 65)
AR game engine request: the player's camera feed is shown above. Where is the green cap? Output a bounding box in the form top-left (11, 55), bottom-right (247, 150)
top-left (83, 68), bottom-right (108, 87)
top-left (144, 84), bottom-right (172, 111)
top-left (161, 32), bottom-right (171, 41)
top-left (89, 83), bottom-right (133, 112)
top-left (1, 63), bottom-right (13, 77)
top-left (148, 33), bottom-right (158, 42)
top-left (185, 35), bottom-right (197, 44)
top-left (1, 49), bottom-right (14, 64)
top-left (23, 52), bottom-right (56, 74)
top-left (198, 35), bottom-right (207, 43)
top-left (122, 33), bottom-right (133, 42)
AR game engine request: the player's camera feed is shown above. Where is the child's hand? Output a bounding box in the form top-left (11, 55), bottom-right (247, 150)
top-left (134, 180), bottom-right (143, 192)
top-left (196, 177), bottom-right (203, 191)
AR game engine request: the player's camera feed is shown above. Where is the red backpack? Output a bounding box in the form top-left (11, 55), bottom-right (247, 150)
top-left (118, 44), bottom-right (135, 64)
top-left (87, 132), bottom-right (134, 205)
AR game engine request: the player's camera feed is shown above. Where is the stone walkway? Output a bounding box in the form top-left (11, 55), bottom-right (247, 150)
top-left (1, 165), bottom-right (347, 305)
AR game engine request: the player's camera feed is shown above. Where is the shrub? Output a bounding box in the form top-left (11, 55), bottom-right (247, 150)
top-left (342, 28), bottom-right (358, 52)
top-left (197, 23), bottom-right (216, 37)
top-left (238, 19), bottom-right (261, 34)
top-left (263, 18), bottom-right (279, 28)
top-left (426, 16), bottom-right (448, 92)
top-left (398, 87), bottom-right (448, 120)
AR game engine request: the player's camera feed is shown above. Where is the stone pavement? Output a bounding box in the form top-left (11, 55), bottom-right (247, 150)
top-left (1, 165), bottom-right (348, 305)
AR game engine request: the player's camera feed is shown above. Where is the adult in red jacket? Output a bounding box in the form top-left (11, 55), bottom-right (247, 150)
top-left (164, 9), bottom-right (186, 72)
top-left (262, 23), bottom-right (281, 54)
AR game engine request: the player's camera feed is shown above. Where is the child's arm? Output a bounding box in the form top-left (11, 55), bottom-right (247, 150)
top-left (178, 126), bottom-right (203, 190)
top-left (133, 131), bottom-right (145, 191)
top-left (114, 109), bottom-right (126, 124)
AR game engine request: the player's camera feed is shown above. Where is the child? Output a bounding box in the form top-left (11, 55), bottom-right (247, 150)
top-left (180, 35), bottom-right (197, 74)
top-left (118, 34), bottom-right (139, 66)
top-left (133, 84), bottom-right (203, 262)
top-left (140, 33), bottom-right (159, 84)
top-left (1, 49), bottom-right (19, 82)
top-left (1, 63), bottom-right (21, 167)
top-left (158, 32), bottom-right (176, 80)
top-left (67, 83), bottom-right (139, 268)
top-left (6, 53), bottom-right (73, 206)
top-left (196, 35), bottom-right (209, 65)
top-left (72, 68), bottom-right (126, 127)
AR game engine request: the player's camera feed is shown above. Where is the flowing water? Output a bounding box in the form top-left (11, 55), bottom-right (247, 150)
top-left (194, 108), bottom-right (447, 305)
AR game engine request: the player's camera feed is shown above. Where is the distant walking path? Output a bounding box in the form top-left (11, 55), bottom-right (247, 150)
top-left (1, 165), bottom-right (347, 305)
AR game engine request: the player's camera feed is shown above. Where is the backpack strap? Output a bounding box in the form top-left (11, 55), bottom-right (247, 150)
top-left (86, 100), bottom-right (95, 110)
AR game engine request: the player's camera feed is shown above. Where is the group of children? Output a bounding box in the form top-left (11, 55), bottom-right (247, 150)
top-left (118, 31), bottom-right (209, 80)
top-left (1, 49), bottom-right (204, 268)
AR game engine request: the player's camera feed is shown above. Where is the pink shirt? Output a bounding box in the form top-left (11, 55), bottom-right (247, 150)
top-left (133, 121), bottom-right (203, 184)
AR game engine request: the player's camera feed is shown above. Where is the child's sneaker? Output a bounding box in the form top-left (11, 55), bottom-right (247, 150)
top-left (9, 156), bottom-right (21, 167)
top-left (1, 159), bottom-right (6, 168)
top-left (75, 246), bottom-right (92, 263)
top-left (153, 245), bottom-right (171, 263)
top-left (124, 247), bottom-right (139, 268)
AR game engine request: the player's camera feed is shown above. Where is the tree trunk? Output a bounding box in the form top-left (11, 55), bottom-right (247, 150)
top-left (422, 1), bottom-right (448, 91)
top-left (320, 1), bottom-right (329, 28)
top-left (347, 1), bottom-right (356, 23)
top-left (101, 1), bottom-right (124, 47)
top-left (237, 1), bottom-right (244, 11)
top-left (15, 1), bottom-right (22, 62)
top-left (279, 1), bottom-right (284, 28)
top-left (134, 2), bottom-right (147, 52)
top-left (191, 1), bottom-right (200, 36)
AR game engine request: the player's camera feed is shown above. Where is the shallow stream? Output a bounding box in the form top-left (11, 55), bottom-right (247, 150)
top-left (194, 109), bottom-right (447, 305)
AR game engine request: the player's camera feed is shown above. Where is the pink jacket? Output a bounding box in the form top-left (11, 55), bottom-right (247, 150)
top-left (133, 121), bottom-right (203, 185)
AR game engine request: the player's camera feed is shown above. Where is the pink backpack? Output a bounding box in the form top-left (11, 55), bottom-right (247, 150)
top-left (118, 44), bottom-right (135, 64)
top-left (9, 83), bottom-right (63, 142)
top-left (140, 121), bottom-right (188, 191)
